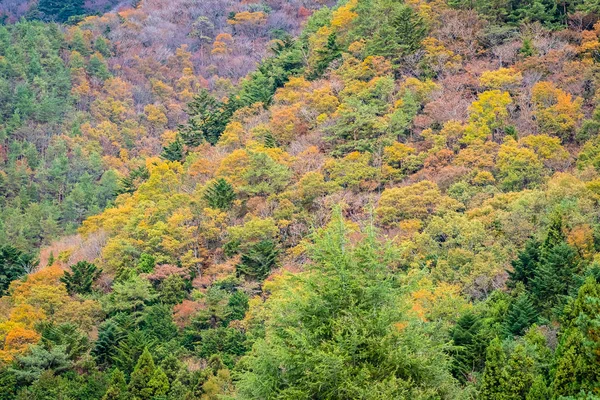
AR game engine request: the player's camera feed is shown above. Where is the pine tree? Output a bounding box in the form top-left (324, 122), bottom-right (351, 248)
top-left (203, 178), bottom-right (236, 210)
top-left (479, 338), bottom-right (508, 400)
top-left (507, 239), bottom-right (540, 290)
top-left (128, 347), bottom-right (156, 400)
top-left (160, 138), bottom-right (184, 162)
top-left (103, 369), bottom-right (127, 400)
top-left (60, 261), bottom-right (101, 295)
top-left (504, 292), bottom-right (539, 336)
top-left (0, 246), bottom-right (31, 296)
top-left (236, 240), bottom-right (279, 281)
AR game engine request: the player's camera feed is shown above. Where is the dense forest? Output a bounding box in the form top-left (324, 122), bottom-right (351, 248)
top-left (4, 0), bottom-right (600, 398)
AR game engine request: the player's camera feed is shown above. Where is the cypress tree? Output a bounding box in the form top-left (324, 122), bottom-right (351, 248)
top-left (479, 338), bottom-right (508, 400)
top-left (504, 344), bottom-right (535, 399)
top-left (526, 375), bottom-right (551, 400)
top-left (148, 367), bottom-right (169, 397)
top-left (128, 347), bottom-right (156, 400)
top-left (102, 369), bottom-right (127, 400)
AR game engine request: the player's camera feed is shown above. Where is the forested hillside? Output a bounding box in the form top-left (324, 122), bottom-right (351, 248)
top-left (5, 0), bottom-right (600, 398)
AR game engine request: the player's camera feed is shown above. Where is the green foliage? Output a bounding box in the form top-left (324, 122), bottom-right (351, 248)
top-left (236, 212), bottom-right (462, 399)
top-left (102, 369), bottom-right (127, 400)
top-left (128, 348), bottom-right (156, 400)
top-left (236, 240), bottom-right (279, 281)
top-left (504, 292), bottom-right (539, 336)
top-left (203, 178), bottom-right (236, 211)
top-left (60, 261), bottom-right (101, 295)
top-left (179, 90), bottom-right (235, 146)
top-left (0, 246), bottom-right (35, 295)
top-left (161, 139), bottom-right (185, 163)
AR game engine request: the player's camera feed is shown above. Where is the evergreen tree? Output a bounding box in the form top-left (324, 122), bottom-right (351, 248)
top-left (60, 261), bottom-right (101, 295)
top-left (0, 246), bottom-right (33, 296)
top-left (204, 178), bottom-right (236, 211)
top-left (504, 344), bottom-right (535, 398)
top-left (532, 242), bottom-right (578, 312)
top-left (160, 139), bottom-right (184, 162)
top-left (504, 291), bottom-right (539, 336)
top-left (450, 312), bottom-right (488, 382)
top-left (507, 239), bottom-right (540, 290)
top-left (147, 367), bottom-right (169, 397)
top-left (527, 375), bottom-right (552, 400)
top-left (179, 90), bottom-right (234, 146)
top-left (103, 369), bottom-right (127, 400)
top-left (128, 348), bottom-right (156, 400)
top-left (479, 338), bottom-right (508, 400)
top-left (93, 321), bottom-right (124, 367)
top-left (236, 240), bottom-right (279, 281)
top-left (38, 0), bottom-right (85, 23)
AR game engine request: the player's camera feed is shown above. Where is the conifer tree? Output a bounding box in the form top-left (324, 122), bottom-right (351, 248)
top-left (479, 338), bottom-right (508, 400)
top-left (161, 139), bottom-right (184, 162)
top-left (527, 375), bottom-right (551, 400)
top-left (203, 178), bottom-right (236, 211)
top-left (103, 369), bottom-right (127, 400)
top-left (450, 312), bottom-right (487, 382)
top-left (504, 344), bottom-right (535, 398)
top-left (128, 347), bottom-right (156, 400)
top-left (236, 240), bottom-right (279, 281)
top-left (504, 291), bottom-right (539, 336)
top-left (148, 367), bottom-right (169, 397)
top-left (532, 242), bottom-right (578, 312)
top-left (507, 239), bottom-right (540, 290)
top-left (60, 261), bottom-right (101, 295)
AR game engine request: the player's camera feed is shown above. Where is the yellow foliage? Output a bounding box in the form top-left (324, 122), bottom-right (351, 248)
top-left (479, 68), bottom-right (523, 90)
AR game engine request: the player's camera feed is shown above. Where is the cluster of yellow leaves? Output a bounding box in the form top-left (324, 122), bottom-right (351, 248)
top-left (0, 267), bottom-right (102, 362)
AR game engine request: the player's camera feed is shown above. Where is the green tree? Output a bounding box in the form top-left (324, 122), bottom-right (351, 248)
top-left (236, 212), bottom-right (462, 398)
top-left (179, 90), bottom-right (234, 146)
top-left (504, 292), bottom-right (539, 337)
top-left (60, 261), bottom-right (101, 295)
top-left (203, 178), bottom-right (236, 210)
top-left (103, 369), bottom-right (127, 400)
top-left (161, 139), bottom-right (185, 163)
top-left (128, 348), bottom-right (156, 400)
top-left (0, 246), bottom-right (34, 295)
top-left (236, 240), bottom-right (279, 281)
top-left (479, 338), bottom-right (508, 400)
top-left (507, 239), bottom-right (541, 290)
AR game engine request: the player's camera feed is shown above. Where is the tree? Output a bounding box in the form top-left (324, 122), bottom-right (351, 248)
top-left (236, 211), bottom-right (462, 398)
top-left (203, 178), bottom-right (236, 210)
top-left (161, 139), bottom-right (185, 163)
top-left (37, 0), bottom-right (85, 22)
top-left (236, 240), bottom-right (279, 281)
top-left (450, 312), bottom-right (488, 382)
top-left (103, 369), bottom-right (127, 400)
top-left (532, 242), bottom-right (578, 312)
top-left (508, 239), bottom-right (541, 290)
top-left (0, 246), bottom-right (34, 296)
top-left (504, 292), bottom-right (538, 337)
top-left (179, 90), bottom-right (234, 146)
top-left (128, 348), bottom-right (156, 400)
top-left (60, 261), bottom-right (101, 295)
top-left (479, 338), bottom-right (508, 400)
